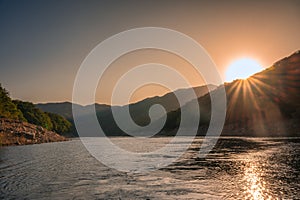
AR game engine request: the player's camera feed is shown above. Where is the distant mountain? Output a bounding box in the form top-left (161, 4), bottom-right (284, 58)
top-left (161, 50), bottom-right (300, 137)
top-left (36, 102), bottom-right (110, 121)
top-left (97, 84), bottom-right (216, 136)
top-left (37, 85), bottom-right (216, 136)
top-left (37, 51), bottom-right (300, 137)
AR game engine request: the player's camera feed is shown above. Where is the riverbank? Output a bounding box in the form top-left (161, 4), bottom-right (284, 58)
top-left (0, 118), bottom-right (68, 146)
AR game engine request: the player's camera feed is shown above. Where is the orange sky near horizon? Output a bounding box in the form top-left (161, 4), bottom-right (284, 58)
top-left (0, 0), bottom-right (299, 105)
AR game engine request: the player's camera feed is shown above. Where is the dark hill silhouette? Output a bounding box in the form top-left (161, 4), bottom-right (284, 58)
top-left (37, 85), bottom-right (216, 136)
top-left (161, 50), bottom-right (300, 137)
top-left (36, 102), bottom-right (110, 121)
top-left (37, 51), bottom-right (300, 137)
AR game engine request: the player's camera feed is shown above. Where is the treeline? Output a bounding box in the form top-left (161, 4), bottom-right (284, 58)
top-left (0, 84), bottom-right (71, 135)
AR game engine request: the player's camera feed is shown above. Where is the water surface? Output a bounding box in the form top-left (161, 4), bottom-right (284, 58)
top-left (0, 137), bottom-right (299, 199)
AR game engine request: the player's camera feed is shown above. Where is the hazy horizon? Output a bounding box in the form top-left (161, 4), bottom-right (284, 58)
top-left (35, 83), bottom-right (218, 106)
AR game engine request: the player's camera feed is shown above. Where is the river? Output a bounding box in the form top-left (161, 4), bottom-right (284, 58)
top-left (0, 137), bottom-right (299, 199)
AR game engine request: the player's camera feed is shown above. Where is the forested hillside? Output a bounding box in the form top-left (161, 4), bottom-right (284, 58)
top-left (0, 84), bottom-right (71, 136)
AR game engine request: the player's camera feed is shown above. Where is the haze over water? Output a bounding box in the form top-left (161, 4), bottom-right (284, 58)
top-left (1, 137), bottom-right (299, 199)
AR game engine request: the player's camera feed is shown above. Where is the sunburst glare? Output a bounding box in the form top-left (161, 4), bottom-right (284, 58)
top-left (225, 58), bottom-right (263, 82)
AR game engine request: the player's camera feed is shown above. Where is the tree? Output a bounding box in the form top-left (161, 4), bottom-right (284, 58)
top-left (46, 112), bottom-right (72, 134)
top-left (13, 100), bottom-right (53, 130)
top-left (0, 84), bottom-right (25, 120)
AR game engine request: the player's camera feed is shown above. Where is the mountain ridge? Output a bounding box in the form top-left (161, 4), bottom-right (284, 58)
top-left (37, 84), bottom-right (216, 136)
top-left (36, 50), bottom-right (300, 137)
top-left (160, 50), bottom-right (300, 137)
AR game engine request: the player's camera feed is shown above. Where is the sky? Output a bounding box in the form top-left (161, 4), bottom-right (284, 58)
top-left (0, 0), bottom-right (299, 105)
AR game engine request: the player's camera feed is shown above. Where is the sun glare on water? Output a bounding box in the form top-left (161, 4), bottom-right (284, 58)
top-left (225, 58), bottom-right (263, 82)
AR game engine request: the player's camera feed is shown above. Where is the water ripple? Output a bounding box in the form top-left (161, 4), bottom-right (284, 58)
top-left (0, 137), bottom-right (299, 199)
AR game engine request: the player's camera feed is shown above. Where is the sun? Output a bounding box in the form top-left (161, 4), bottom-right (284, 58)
top-left (225, 58), bottom-right (263, 82)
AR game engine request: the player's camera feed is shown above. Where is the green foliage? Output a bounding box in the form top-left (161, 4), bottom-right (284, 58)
top-left (0, 84), bottom-right (25, 120)
top-left (13, 100), bottom-right (53, 130)
top-left (46, 112), bottom-right (72, 134)
top-left (0, 84), bottom-right (73, 135)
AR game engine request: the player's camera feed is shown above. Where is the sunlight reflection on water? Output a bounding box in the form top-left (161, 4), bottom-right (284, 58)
top-left (243, 161), bottom-right (269, 200)
top-left (0, 137), bottom-right (299, 199)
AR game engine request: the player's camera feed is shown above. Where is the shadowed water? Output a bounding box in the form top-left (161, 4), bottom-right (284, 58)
top-left (0, 137), bottom-right (299, 199)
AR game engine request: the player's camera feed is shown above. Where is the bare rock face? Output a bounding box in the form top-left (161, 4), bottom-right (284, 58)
top-left (0, 118), bottom-right (68, 146)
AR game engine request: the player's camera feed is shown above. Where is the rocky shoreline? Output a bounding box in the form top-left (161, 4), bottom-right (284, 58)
top-left (0, 118), bottom-right (68, 146)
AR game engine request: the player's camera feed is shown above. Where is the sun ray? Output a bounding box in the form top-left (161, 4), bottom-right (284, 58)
top-left (226, 80), bottom-right (245, 122)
